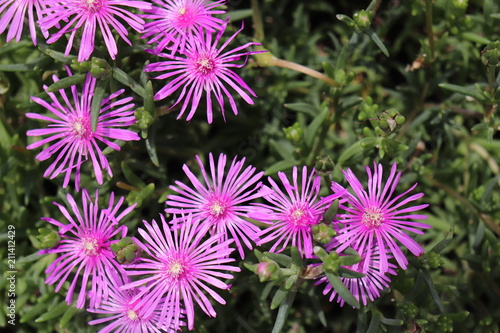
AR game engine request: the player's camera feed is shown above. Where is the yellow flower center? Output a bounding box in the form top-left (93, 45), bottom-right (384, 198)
top-left (195, 56), bottom-right (215, 75)
top-left (82, 0), bottom-right (103, 12)
top-left (166, 258), bottom-right (187, 279)
top-left (127, 309), bottom-right (139, 321)
top-left (81, 237), bottom-right (101, 257)
top-left (71, 117), bottom-right (92, 140)
top-left (288, 206), bottom-right (312, 227)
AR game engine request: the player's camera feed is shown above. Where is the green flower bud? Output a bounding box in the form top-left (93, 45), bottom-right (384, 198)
top-left (314, 156), bottom-right (335, 176)
top-left (71, 59), bottom-right (92, 72)
top-left (436, 315), bottom-right (453, 333)
top-left (90, 57), bottom-right (111, 79)
top-left (312, 223), bottom-right (337, 244)
top-left (353, 10), bottom-right (372, 31)
top-left (395, 115), bottom-right (406, 126)
top-left (481, 41), bottom-right (500, 67)
top-left (36, 227), bottom-right (61, 249)
top-left (257, 261), bottom-right (280, 282)
top-left (283, 122), bottom-right (303, 143)
top-left (135, 108), bottom-right (154, 130)
top-left (401, 301), bottom-right (419, 318)
top-left (427, 252), bottom-right (445, 269)
top-left (111, 237), bottom-right (141, 264)
top-left (451, 0), bottom-right (468, 10)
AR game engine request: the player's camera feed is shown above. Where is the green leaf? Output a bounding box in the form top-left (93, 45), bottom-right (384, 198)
top-left (379, 317), bottom-right (404, 326)
top-left (438, 83), bottom-right (484, 101)
top-left (0, 40), bottom-right (32, 55)
top-left (264, 160), bottom-right (297, 175)
top-left (284, 102), bottom-right (317, 117)
top-left (35, 301), bottom-right (69, 322)
top-left (144, 81), bottom-right (155, 116)
top-left (325, 271), bottom-right (360, 308)
top-left (0, 62), bottom-right (38, 71)
top-left (59, 305), bottom-right (79, 328)
top-left (113, 67), bottom-right (145, 97)
top-left (338, 267), bottom-right (365, 279)
top-left (322, 62), bottom-right (335, 79)
top-left (90, 79), bottom-right (107, 132)
top-left (430, 231), bottom-right (453, 254)
top-left (461, 32), bottom-right (490, 44)
top-left (145, 133), bottom-right (160, 167)
top-left (304, 106), bottom-right (328, 148)
top-left (38, 45), bottom-right (77, 64)
top-left (46, 73), bottom-right (87, 92)
top-left (121, 161), bottom-right (147, 189)
top-left (323, 200), bottom-right (339, 224)
top-left (366, 29), bottom-right (389, 57)
top-left (225, 9), bottom-right (253, 22)
top-left (284, 274), bottom-right (298, 290)
top-left (290, 246), bottom-right (303, 269)
top-left (20, 302), bottom-right (49, 323)
top-left (367, 310), bottom-right (382, 333)
top-left (337, 141), bottom-right (363, 165)
top-left (271, 285), bottom-right (290, 310)
top-left (264, 252), bottom-right (292, 267)
top-left (271, 290), bottom-right (297, 333)
top-left (420, 268), bottom-right (444, 313)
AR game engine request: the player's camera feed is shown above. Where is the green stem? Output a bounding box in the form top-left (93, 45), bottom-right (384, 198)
top-left (486, 66), bottom-right (497, 94)
top-left (307, 100), bottom-right (338, 166)
top-left (425, 0), bottom-right (435, 60)
top-left (251, 0), bottom-right (264, 42)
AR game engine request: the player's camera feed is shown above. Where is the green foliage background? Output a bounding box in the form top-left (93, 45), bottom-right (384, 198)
top-left (1, 0), bottom-right (500, 332)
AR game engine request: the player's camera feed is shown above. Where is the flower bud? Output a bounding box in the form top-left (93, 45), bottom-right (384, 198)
top-left (481, 41), bottom-right (500, 67)
top-left (36, 227), bottom-right (61, 249)
top-left (71, 59), bottom-right (92, 72)
top-left (135, 108), bottom-right (154, 130)
top-left (353, 10), bottom-right (372, 31)
top-left (283, 122), bottom-right (303, 143)
top-left (314, 156), bottom-right (334, 176)
top-left (111, 237), bottom-right (141, 264)
top-left (427, 252), bottom-right (444, 269)
top-left (257, 261), bottom-right (279, 282)
top-left (312, 223), bottom-right (337, 244)
top-left (90, 57), bottom-right (111, 79)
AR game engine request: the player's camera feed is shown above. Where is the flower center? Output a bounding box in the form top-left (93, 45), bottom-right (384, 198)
top-left (174, 5), bottom-right (198, 28)
top-left (127, 309), bottom-right (139, 321)
top-left (70, 116), bottom-right (92, 140)
top-left (361, 207), bottom-right (385, 228)
top-left (81, 237), bottom-right (102, 257)
top-left (195, 55), bottom-right (216, 75)
top-left (287, 204), bottom-right (313, 228)
top-left (209, 199), bottom-right (227, 218)
top-left (165, 256), bottom-right (189, 280)
top-left (81, 0), bottom-right (104, 12)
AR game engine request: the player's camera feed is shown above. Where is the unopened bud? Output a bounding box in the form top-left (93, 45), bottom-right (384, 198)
top-left (481, 41), bottom-right (500, 67)
top-left (111, 237), bottom-right (141, 264)
top-left (283, 122), bottom-right (303, 143)
top-left (312, 223), bottom-right (337, 244)
top-left (314, 156), bottom-right (335, 176)
top-left (353, 10), bottom-right (372, 30)
top-left (90, 57), bottom-right (111, 79)
top-left (36, 227), bottom-right (60, 249)
top-left (257, 261), bottom-right (279, 282)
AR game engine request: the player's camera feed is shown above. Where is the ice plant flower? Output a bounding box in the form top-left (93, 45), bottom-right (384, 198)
top-left (88, 273), bottom-right (184, 333)
top-left (331, 162), bottom-right (430, 272)
top-left (39, 189), bottom-right (136, 309)
top-left (38, 0), bottom-right (151, 61)
top-left (0, 0), bottom-right (49, 45)
top-left (144, 21), bottom-right (265, 123)
top-left (165, 153), bottom-right (266, 259)
top-left (251, 166), bottom-right (335, 258)
top-left (141, 0), bottom-right (226, 54)
top-left (316, 248), bottom-right (397, 307)
top-left (122, 214), bottom-right (240, 330)
top-left (26, 70), bottom-right (140, 191)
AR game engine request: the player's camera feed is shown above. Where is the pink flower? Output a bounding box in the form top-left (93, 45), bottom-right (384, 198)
top-left (251, 166), bottom-right (335, 258)
top-left (331, 162), bottom-right (430, 272)
top-left (122, 214), bottom-right (240, 330)
top-left (165, 153), bottom-right (266, 259)
top-left (88, 273), bottom-right (184, 333)
top-left (38, 0), bottom-right (151, 61)
top-left (39, 189), bottom-right (136, 309)
top-left (0, 0), bottom-right (49, 45)
top-left (26, 70), bottom-right (140, 191)
top-left (316, 248), bottom-right (397, 307)
top-left (144, 21), bottom-right (265, 123)
top-left (142, 0), bottom-right (226, 54)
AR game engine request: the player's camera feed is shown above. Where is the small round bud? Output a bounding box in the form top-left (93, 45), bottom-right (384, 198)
top-left (135, 108), bottom-right (154, 130)
top-left (283, 122), bottom-right (303, 143)
top-left (427, 252), bottom-right (444, 269)
top-left (111, 237), bottom-right (142, 264)
top-left (481, 41), bottom-right (500, 67)
top-left (312, 223), bottom-right (337, 244)
top-left (314, 156), bottom-right (335, 176)
top-left (36, 227), bottom-right (61, 249)
top-left (353, 10), bottom-right (372, 30)
top-left (257, 261), bottom-right (279, 282)
top-left (90, 57), bottom-right (111, 79)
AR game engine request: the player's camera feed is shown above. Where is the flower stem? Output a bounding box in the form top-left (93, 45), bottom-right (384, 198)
top-left (425, 0), bottom-right (435, 60)
top-left (274, 58), bottom-right (340, 87)
top-left (251, 0), bottom-right (264, 42)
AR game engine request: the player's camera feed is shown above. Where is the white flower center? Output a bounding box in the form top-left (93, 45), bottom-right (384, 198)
top-left (71, 117), bottom-right (92, 140)
top-left (127, 309), bottom-right (139, 321)
top-left (166, 258), bottom-right (188, 279)
top-left (195, 56), bottom-right (215, 75)
top-left (81, 237), bottom-right (101, 256)
top-left (288, 205), bottom-right (313, 228)
top-left (362, 207), bottom-right (385, 228)
top-left (81, 0), bottom-right (103, 12)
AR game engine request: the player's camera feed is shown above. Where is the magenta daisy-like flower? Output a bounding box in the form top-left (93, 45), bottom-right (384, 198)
top-left (38, 0), bottom-right (151, 61)
top-left (144, 21), bottom-right (265, 123)
top-left (316, 248), bottom-right (397, 307)
top-left (331, 162), bottom-right (430, 273)
top-left (26, 70), bottom-right (140, 191)
top-left (88, 273), bottom-right (184, 333)
top-left (39, 189), bottom-right (136, 309)
top-left (0, 0), bottom-right (49, 45)
top-left (122, 214), bottom-right (240, 331)
top-left (250, 166), bottom-right (335, 258)
top-left (165, 153), bottom-right (266, 259)
top-left (142, 0), bottom-right (226, 54)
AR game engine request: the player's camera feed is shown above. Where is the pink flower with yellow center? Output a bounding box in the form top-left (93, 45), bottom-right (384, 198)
top-left (142, 0), bottom-right (226, 54)
top-left (165, 153), bottom-right (266, 259)
top-left (0, 0), bottom-right (49, 45)
top-left (122, 214), bottom-right (240, 330)
top-left (331, 162), bottom-right (431, 272)
top-left (145, 20), bottom-right (265, 123)
top-left (251, 166), bottom-right (335, 258)
top-left (39, 189), bottom-right (136, 309)
top-left (26, 70), bottom-right (140, 191)
top-left (38, 0), bottom-right (151, 61)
